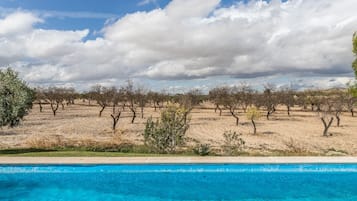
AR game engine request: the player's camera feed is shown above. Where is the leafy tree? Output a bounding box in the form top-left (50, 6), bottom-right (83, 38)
top-left (347, 82), bottom-right (357, 116)
top-left (0, 68), bottom-right (34, 127)
top-left (246, 106), bottom-right (261, 134)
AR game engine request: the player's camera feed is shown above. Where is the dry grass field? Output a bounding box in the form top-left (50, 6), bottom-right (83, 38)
top-left (1, 102), bottom-right (356, 156)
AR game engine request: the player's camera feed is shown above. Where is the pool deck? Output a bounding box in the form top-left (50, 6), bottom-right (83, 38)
top-left (0, 157), bottom-right (357, 164)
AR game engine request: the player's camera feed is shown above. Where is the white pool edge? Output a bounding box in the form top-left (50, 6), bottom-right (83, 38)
top-left (1, 157), bottom-right (357, 164)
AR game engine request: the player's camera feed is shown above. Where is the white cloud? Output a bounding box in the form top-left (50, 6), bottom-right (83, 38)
top-left (0, 0), bottom-right (356, 90)
top-left (0, 12), bottom-right (42, 35)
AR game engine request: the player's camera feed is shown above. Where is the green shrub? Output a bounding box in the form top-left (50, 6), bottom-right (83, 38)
top-left (193, 143), bottom-right (211, 156)
top-left (143, 104), bottom-right (189, 153)
top-left (0, 68), bottom-right (34, 127)
top-left (222, 130), bottom-right (245, 155)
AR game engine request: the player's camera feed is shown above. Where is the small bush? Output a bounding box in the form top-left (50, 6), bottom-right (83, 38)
top-left (283, 138), bottom-right (307, 154)
top-left (221, 130), bottom-right (245, 155)
top-left (193, 143), bottom-right (211, 156)
top-left (143, 104), bottom-right (189, 153)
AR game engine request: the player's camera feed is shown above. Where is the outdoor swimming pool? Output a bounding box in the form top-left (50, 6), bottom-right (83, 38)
top-left (1, 164), bottom-right (356, 201)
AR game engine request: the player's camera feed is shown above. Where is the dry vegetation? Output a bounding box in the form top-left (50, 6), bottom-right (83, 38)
top-left (0, 100), bottom-right (356, 156)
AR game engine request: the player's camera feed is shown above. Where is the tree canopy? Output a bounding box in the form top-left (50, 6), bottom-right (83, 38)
top-left (0, 68), bottom-right (34, 127)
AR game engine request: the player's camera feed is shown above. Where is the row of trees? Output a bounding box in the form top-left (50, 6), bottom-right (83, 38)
top-left (32, 81), bottom-right (357, 136)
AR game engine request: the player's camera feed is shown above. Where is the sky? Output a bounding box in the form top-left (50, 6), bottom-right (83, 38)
top-left (0, 0), bottom-right (356, 93)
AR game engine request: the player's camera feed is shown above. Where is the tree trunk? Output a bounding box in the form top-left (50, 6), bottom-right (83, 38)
top-left (111, 112), bottom-right (121, 132)
top-left (39, 102), bottom-right (43, 112)
top-left (218, 107), bottom-right (222, 116)
top-left (130, 107), bottom-right (136, 124)
top-left (61, 102), bottom-right (65, 110)
top-left (230, 111), bottom-right (239, 126)
top-left (50, 102), bottom-right (59, 116)
top-left (99, 105), bottom-right (105, 117)
top-left (336, 113), bottom-right (340, 127)
top-left (287, 106), bottom-right (290, 116)
top-left (266, 111), bottom-right (270, 120)
top-left (141, 107), bottom-right (144, 118)
top-left (321, 117), bottom-right (334, 137)
top-left (351, 108), bottom-right (354, 117)
top-left (252, 119), bottom-right (256, 134)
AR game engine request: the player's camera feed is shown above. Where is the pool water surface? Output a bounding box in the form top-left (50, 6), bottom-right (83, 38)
top-left (0, 164), bottom-right (356, 201)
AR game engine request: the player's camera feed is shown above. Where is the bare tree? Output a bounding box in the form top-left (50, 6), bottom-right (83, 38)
top-left (91, 85), bottom-right (112, 117)
top-left (124, 80), bottom-right (138, 124)
top-left (44, 87), bottom-right (63, 116)
top-left (237, 84), bottom-right (253, 113)
top-left (223, 87), bottom-right (240, 126)
top-left (209, 87), bottom-right (229, 116)
top-left (318, 99), bottom-right (334, 137)
top-left (148, 91), bottom-right (165, 111)
top-left (278, 87), bottom-right (296, 116)
top-left (108, 87), bottom-right (123, 132)
top-left (331, 91), bottom-right (346, 127)
top-left (263, 84), bottom-right (277, 120)
top-left (34, 88), bottom-right (46, 112)
top-left (136, 86), bottom-right (148, 118)
top-left (178, 89), bottom-right (203, 124)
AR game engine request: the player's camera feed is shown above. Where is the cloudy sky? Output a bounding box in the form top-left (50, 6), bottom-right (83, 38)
top-left (0, 0), bottom-right (356, 92)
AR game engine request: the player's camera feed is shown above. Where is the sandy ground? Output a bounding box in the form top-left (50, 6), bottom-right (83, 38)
top-left (0, 102), bottom-right (356, 155)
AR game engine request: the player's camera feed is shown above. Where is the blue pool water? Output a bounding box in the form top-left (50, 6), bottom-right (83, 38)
top-left (1, 164), bottom-right (357, 201)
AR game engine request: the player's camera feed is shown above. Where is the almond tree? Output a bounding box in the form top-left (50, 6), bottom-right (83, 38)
top-left (34, 87), bottom-right (46, 112)
top-left (318, 99), bottom-right (334, 137)
top-left (44, 87), bottom-right (63, 116)
top-left (136, 86), bottom-right (148, 118)
top-left (263, 84), bottom-right (277, 120)
top-left (209, 87), bottom-right (229, 116)
top-left (108, 87), bottom-right (123, 132)
top-left (237, 84), bottom-right (253, 113)
top-left (91, 85), bottom-right (112, 117)
top-left (148, 91), bottom-right (164, 111)
top-left (125, 80), bottom-right (138, 124)
top-left (246, 106), bottom-right (261, 134)
top-left (278, 87), bottom-right (296, 116)
top-left (223, 87), bottom-right (240, 126)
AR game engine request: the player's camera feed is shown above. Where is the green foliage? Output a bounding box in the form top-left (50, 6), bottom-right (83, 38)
top-left (193, 143), bottom-right (211, 156)
top-left (0, 68), bottom-right (34, 127)
top-left (347, 82), bottom-right (357, 98)
top-left (143, 104), bottom-right (189, 153)
top-left (222, 130), bottom-right (245, 155)
top-left (353, 32), bottom-right (357, 78)
top-left (246, 106), bottom-right (261, 120)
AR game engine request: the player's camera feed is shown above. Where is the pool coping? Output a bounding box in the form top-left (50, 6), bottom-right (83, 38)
top-left (1, 157), bottom-right (357, 164)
